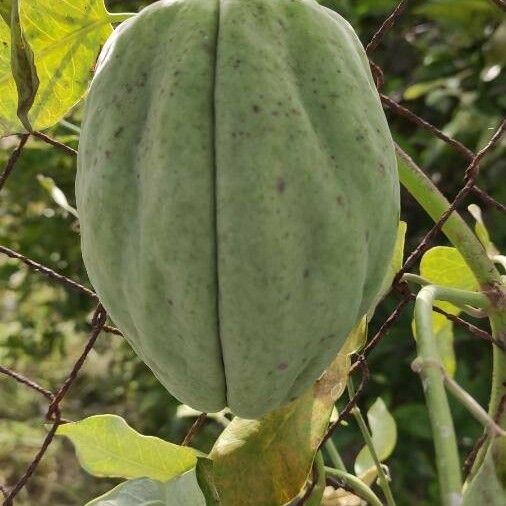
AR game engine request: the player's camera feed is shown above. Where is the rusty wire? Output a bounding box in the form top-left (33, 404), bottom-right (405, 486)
top-left (0, 0), bottom-right (505, 503)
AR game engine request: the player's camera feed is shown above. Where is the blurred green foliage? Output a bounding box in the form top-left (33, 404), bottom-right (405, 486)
top-left (0, 0), bottom-right (504, 504)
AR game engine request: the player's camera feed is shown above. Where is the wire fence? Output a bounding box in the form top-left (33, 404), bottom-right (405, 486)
top-left (1, 0), bottom-right (505, 504)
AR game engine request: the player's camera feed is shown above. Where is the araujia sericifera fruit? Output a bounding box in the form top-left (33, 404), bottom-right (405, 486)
top-left (76, 0), bottom-right (400, 418)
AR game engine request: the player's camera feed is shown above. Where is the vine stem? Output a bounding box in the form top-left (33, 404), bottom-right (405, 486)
top-left (396, 145), bottom-right (506, 477)
top-left (348, 379), bottom-right (396, 506)
top-left (413, 285), bottom-right (495, 505)
top-left (324, 467), bottom-right (383, 506)
top-left (324, 439), bottom-right (347, 471)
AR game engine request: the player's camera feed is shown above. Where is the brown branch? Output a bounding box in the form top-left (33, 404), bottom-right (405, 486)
top-left (0, 135), bottom-right (29, 192)
top-left (32, 131), bottom-right (78, 157)
top-left (0, 245), bottom-right (96, 299)
top-left (399, 121), bottom-right (505, 278)
top-left (471, 186), bottom-right (506, 214)
top-left (358, 295), bottom-right (413, 363)
top-left (366, 0), bottom-right (410, 54)
top-left (0, 366), bottom-right (53, 401)
top-left (432, 307), bottom-right (504, 351)
top-left (47, 306), bottom-right (107, 419)
top-left (181, 413), bottom-right (207, 446)
top-left (381, 94), bottom-right (475, 160)
top-left (2, 411), bottom-right (62, 506)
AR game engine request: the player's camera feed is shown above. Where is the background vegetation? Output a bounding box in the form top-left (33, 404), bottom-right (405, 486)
top-left (0, 0), bottom-right (504, 504)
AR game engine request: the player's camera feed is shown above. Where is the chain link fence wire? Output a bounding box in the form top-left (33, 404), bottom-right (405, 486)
top-left (1, 0), bottom-right (505, 504)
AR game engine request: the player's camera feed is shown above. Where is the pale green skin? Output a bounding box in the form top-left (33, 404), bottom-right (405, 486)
top-left (76, 0), bottom-right (400, 418)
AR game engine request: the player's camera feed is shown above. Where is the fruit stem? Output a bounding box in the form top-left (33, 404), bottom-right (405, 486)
top-left (324, 438), bottom-right (347, 471)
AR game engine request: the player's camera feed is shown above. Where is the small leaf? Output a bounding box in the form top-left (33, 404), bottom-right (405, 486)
top-left (403, 79), bottom-right (446, 101)
top-left (468, 204), bottom-right (499, 257)
top-left (420, 246), bottom-right (478, 316)
top-left (85, 470), bottom-right (207, 506)
top-left (207, 320), bottom-right (367, 506)
top-left (354, 398), bottom-right (397, 481)
top-left (37, 174), bottom-right (78, 217)
top-left (57, 414), bottom-right (197, 481)
top-left (463, 438), bottom-right (506, 506)
top-left (420, 246), bottom-right (477, 291)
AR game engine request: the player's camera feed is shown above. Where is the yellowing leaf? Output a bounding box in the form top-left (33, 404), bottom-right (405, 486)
top-left (468, 204), bottom-right (499, 257)
top-left (432, 313), bottom-right (456, 377)
top-left (20, 0), bottom-right (113, 131)
top-left (0, 0), bottom-right (114, 137)
top-left (57, 415), bottom-right (197, 481)
top-left (411, 312), bottom-right (456, 376)
top-left (207, 319), bottom-right (367, 506)
top-left (420, 246), bottom-right (478, 316)
top-left (420, 246), bottom-right (477, 291)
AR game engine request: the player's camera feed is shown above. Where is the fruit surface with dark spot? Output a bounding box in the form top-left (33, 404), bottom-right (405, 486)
top-left (76, 0), bottom-right (399, 419)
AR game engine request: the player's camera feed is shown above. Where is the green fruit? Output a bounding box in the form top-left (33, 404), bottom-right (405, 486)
top-left (76, 0), bottom-right (399, 418)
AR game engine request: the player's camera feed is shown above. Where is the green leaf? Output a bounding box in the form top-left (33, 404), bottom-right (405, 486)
top-left (468, 204), bottom-right (499, 257)
top-left (420, 246), bottom-right (478, 316)
top-left (354, 398), bottom-right (397, 479)
top-left (207, 320), bottom-right (367, 506)
top-left (85, 470), bottom-right (207, 506)
top-left (57, 414), bottom-right (198, 481)
top-left (403, 79), bottom-right (447, 101)
top-left (463, 438), bottom-right (506, 506)
top-left (0, 0), bottom-right (113, 137)
top-left (420, 246), bottom-right (478, 291)
top-left (20, 0), bottom-right (113, 131)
